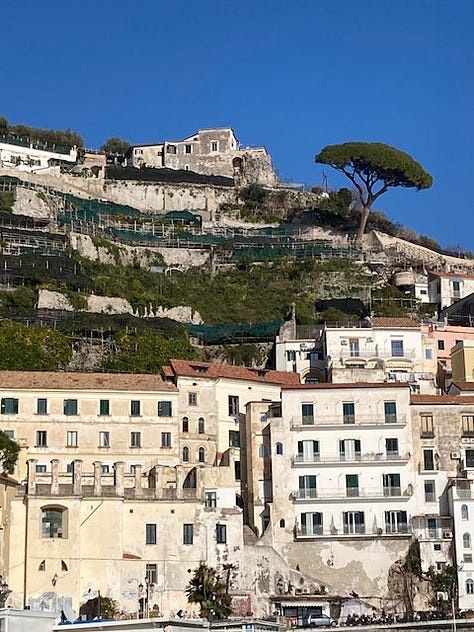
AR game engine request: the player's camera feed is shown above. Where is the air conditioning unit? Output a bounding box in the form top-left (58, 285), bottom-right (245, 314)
top-left (301, 587), bottom-right (310, 594)
top-left (366, 337), bottom-right (373, 343)
top-left (443, 531), bottom-right (452, 539)
top-left (451, 452), bottom-right (461, 460)
top-left (340, 340), bottom-right (348, 345)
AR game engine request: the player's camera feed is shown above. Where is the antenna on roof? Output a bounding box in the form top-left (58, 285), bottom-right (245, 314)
top-left (321, 172), bottom-right (328, 192)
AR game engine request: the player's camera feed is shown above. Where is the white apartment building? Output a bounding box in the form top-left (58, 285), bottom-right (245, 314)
top-left (428, 272), bottom-right (474, 312)
top-left (0, 139), bottom-right (77, 172)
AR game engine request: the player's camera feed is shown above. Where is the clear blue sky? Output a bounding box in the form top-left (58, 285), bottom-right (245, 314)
top-left (2, 0), bottom-right (473, 251)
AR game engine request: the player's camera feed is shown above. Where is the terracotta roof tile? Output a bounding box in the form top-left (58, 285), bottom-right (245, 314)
top-left (0, 371), bottom-right (176, 392)
top-left (411, 394), bottom-right (474, 404)
top-left (370, 317), bottom-right (420, 329)
top-left (168, 359), bottom-right (301, 385)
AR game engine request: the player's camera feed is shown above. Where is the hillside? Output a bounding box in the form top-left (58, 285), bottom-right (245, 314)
top-left (0, 166), bottom-right (473, 372)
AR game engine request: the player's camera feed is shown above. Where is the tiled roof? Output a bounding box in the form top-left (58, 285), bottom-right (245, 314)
top-left (0, 371), bottom-right (176, 392)
top-left (429, 271), bottom-right (474, 280)
top-left (450, 382), bottom-right (474, 391)
top-left (370, 317), bottom-right (420, 329)
top-left (0, 474), bottom-right (19, 486)
top-left (411, 394), bottom-right (474, 404)
top-left (167, 360), bottom-right (301, 385)
top-left (282, 382), bottom-right (410, 391)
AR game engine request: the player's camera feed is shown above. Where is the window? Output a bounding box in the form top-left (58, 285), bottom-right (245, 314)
top-left (391, 340), bottom-right (404, 357)
top-left (349, 338), bottom-right (360, 357)
top-left (99, 431), bottom-right (110, 447)
top-left (36, 464), bottom-right (47, 473)
top-left (167, 144), bottom-right (177, 154)
top-left (183, 523), bottom-right (194, 545)
top-left (188, 392), bottom-right (198, 406)
top-left (346, 474), bottom-right (359, 497)
top-left (146, 563), bottom-right (157, 584)
top-left (63, 399), bottom-right (78, 416)
top-left (462, 415), bottom-right (474, 437)
top-left (42, 507), bottom-right (66, 538)
top-left (234, 460), bottom-right (241, 480)
top-left (228, 395), bottom-right (239, 417)
top-left (279, 519), bottom-right (285, 528)
top-left (385, 510), bottom-right (408, 533)
top-left (198, 417), bottom-right (205, 434)
top-left (183, 446), bottom-right (190, 462)
top-left (130, 400), bottom-right (141, 417)
top-left (66, 431), bottom-right (78, 447)
top-left (464, 533), bottom-right (472, 549)
top-left (386, 438), bottom-right (399, 458)
top-left (339, 439), bottom-right (361, 461)
top-left (161, 432), bottom-right (171, 448)
top-left (3, 430), bottom-right (13, 439)
top-left (383, 473), bottom-right (401, 497)
top-left (425, 349), bottom-right (433, 360)
top-left (205, 491), bottom-right (217, 507)
top-left (38, 560), bottom-right (45, 571)
top-left (299, 475), bottom-right (317, 499)
top-left (134, 148), bottom-right (143, 155)
top-left (438, 340), bottom-right (445, 350)
top-left (286, 350), bottom-right (296, 361)
top-left (229, 430), bottom-right (240, 447)
top-left (466, 449), bottom-right (474, 468)
top-left (130, 432), bottom-right (141, 448)
top-left (182, 417), bottom-right (189, 432)
top-left (434, 543), bottom-right (442, 551)
top-left (210, 141), bottom-right (219, 152)
top-left (302, 403), bottom-right (314, 425)
top-left (301, 512), bottom-right (323, 536)
top-left (297, 440), bottom-right (319, 462)
top-left (198, 447), bottom-right (205, 463)
top-left (423, 449), bottom-right (435, 471)
top-left (216, 523), bottom-right (227, 544)
top-left (185, 144), bottom-right (193, 154)
top-left (421, 414), bottom-right (434, 437)
top-left (99, 399), bottom-right (110, 416)
top-left (424, 480), bottom-right (436, 502)
top-left (464, 554), bottom-right (473, 564)
top-left (467, 579), bottom-right (474, 595)
top-left (66, 462), bottom-right (74, 474)
top-left (158, 401), bottom-right (172, 417)
top-left (146, 523), bottom-right (157, 544)
top-left (37, 398), bottom-right (48, 415)
top-left (343, 511), bottom-right (365, 534)
top-left (101, 464), bottom-right (110, 473)
top-left (1, 398), bottom-right (18, 414)
top-left (384, 402), bottom-right (397, 423)
top-left (276, 442), bottom-right (283, 455)
top-left (342, 402), bottom-right (355, 424)
top-left (36, 431), bottom-right (47, 447)
top-left (462, 504), bottom-right (469, 520)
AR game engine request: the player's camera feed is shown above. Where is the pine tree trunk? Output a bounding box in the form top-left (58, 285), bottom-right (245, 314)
top-left (355, 206), bottom-right (371, 243)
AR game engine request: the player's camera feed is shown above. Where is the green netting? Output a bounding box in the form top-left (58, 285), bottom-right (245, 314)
top-left (163, 210), bottom-right (202, 226)
top-left (187, 319), bottom-right (283, 344)
top-left (64, 194), bottom-right (146, 219)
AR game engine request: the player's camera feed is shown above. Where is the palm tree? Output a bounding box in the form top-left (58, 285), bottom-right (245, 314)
top-left (185, 562), bottom-right (232, 620)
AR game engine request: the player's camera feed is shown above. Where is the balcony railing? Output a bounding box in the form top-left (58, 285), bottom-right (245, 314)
top-left (296, 525), bottom-right (411, 538)
top-left (291, 485), bottom-right (413, 501)
top-left (292, 452), bottom-right (411, 465)
top-left (336, 348), bottom-right (417, 360)
top-left (291, 413), bottom-right (407, 428)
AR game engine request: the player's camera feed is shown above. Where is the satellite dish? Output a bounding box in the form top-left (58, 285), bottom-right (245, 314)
top-left (82, 589), bottom-right (99, 601)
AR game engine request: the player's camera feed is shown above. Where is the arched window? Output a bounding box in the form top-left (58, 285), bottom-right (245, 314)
top-left (182, 417), bottom-right (189, 433)
top-left (182, 446), bottom-right (190, 462)
top-left (279, 518), bottom-right (286, 528)
top-left (463, 533), bottom-right (472, 549)
top-left (466, 578), bottom-right (474, 594)
top-left (41, 506), bottom-right (67, 539)
top-left (198, 447), bottom-right (205, 463)
top-left (276, 442), bottom-right (283, 455)
top-left (198, 417), bottom-right (205, 434)
top-left (462, 504), bottom-right (469, 520)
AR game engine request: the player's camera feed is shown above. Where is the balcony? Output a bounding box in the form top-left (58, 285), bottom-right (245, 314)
top-left (335, 347), bottom-right (417, 361)
top-left (291, 485), bottom-right (413, 501)
top-left (291, 452), bottom-right (411, 466)
top-left (295, 525), bottom-right (411, 539)
top-left (291, 413), bottom-right (407, 429)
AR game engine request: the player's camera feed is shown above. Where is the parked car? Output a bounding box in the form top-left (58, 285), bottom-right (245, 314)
top-left (307, 614), bottom-right (338, 627)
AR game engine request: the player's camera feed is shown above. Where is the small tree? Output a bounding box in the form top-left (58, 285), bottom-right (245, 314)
top-left (0, 430), bottom-right (20, 474)
top-left (315, 142), bottom-right (433, 242)
top-left (100, 137), bottom-right (131, 155)
top-left (185, 562), bottom-right (232, 620)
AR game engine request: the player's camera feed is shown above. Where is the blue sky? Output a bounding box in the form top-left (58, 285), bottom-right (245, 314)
top-left (2, 1), bottom-right (473, 251)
